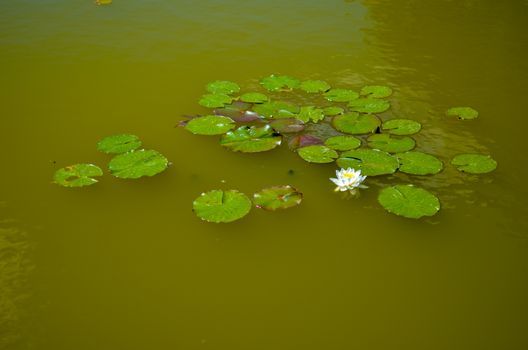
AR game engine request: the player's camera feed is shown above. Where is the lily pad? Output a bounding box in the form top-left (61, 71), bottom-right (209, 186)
top-left (297, 145), bottom-right (338, 163)
top-left (193, 190), bottom-right (251, 223)
top-left (332, 112), bottom-right (381, 134)
top-left (337, 149), bottom-right (399, 176)
top-left (396, 151), bottom-right (443, 175)
top-left (382, 119), bottom-right (422, 135)
top-left (184, 115), bottom-right (235, 135)
top-left (324, 135), bottom-right (361, 151)
top-left (299, 80), bottom-right (331, 93)
top-left (253, 101), bottom-right (299, 118)
top-left (213, 108), bottom-right (262, 123)
top-left (220, 125), bottom-right (281, 153)
top-left (367, 134), bottom-right (415, 153)
top-left (288, 134), bottom-right (323, 150)
top-left (206, 80), bottom-right (240, 95)
top-left (323, 89), bottom-right (359, 102)
top-left (96, 134), bottom-right (142, 154)
top-left (260, 75), bottom-right (300, 91)
top-left (108, 149), bottom-right (169, 179)
top-left (348, 98), bottom-right (390, 113)
top-left (323, 106), bottom-right (344, 116)
top-left (297, 106), bottom-right (325, 123)
top-left (53, 164), bottom-right (103, 188)
top-left (378, 185), bottom-right (440, 219)
top-left (269, 118), bottom-right (305, 133)
top-left (446, 107), bottom-right (478, 120)
top-left (451, 154), bottom-right (497, 174)
top-left (253, 185), bottom-right (303, 211)
top-left (199, 94), bottom-right (234, 108)
top-left (360, 85), bottom-right (392, 98)
top-left (240, 92), bottom-right (269, 104)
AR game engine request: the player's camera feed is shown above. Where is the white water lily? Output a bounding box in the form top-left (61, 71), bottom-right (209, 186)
top-left (330, 168), bottom-right (367, 192)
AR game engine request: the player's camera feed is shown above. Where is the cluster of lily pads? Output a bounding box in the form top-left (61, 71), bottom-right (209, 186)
top-left (181, 75), bottom-right (497, 220)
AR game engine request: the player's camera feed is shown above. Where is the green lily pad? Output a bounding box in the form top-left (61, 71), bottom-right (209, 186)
top-left (396, 151), bottom-right (443, 175)
top-left (323, 106), bottom-right (344, 116)
top-left (206, 80), bottom-right (240, 95)
top-left (451, 154), bottom-right (497, 174)
top-left (323, 89), bottom-right (359, 102)
top-left (446, 107), bottom-right (478, 120)
top-left (96, 134), bottom-right (142, 154)
top-left (193, 189), bottom-right (251, 223)
top-left (360, 85), bottom-right (393, 98)
top-left (348, 98), bottom-right (390, 113)
top-left (260, 75), bottom-right (300, 91)
top-left (367, 134), bottom-right (415, 153)
top-left (297, 106), bottom-right (325, 123)
top-left (269, 118), bottom-right (305, 133)
top-left (324, 135), bottom-right (361, 151)
top-left (332, 112), bottom-right (381, 134)
top-left (297, 145), bottom-right (338, 163)
top-left (382, 119), bottom-right (421, 135)
top-left (239, 92), bottom-right (269, 104)
top-left (253, 101), bottom-right (299, 118)
top-left (184, 115), bottom-right (235, 135)
top-left (108, 149), bottom-right (169, 179)
top-left (53, 164), bottom-right (103, 188)
top-left (299, 80), bottom-right (331, 93)
top-left (378, 185), bottom-right (440, 219)
top-left (337, 149), bottom-right (399, 176)
top-left (220, 125), bottom-right (281, 153)
top-left (199, 93), bottom-right (234, 108)
top-left (253, 185), bottom-right (303, 211)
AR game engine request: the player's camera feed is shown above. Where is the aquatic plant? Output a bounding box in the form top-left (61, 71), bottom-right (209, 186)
top-left (330, 168), bottom-right (367, 192)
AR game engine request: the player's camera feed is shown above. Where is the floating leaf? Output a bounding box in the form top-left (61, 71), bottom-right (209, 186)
top-left (213, 108), bottom-right (262, 123)
top-left (396, 151), bottom-right (443, 175)
top-left (199, 94), bottom-right (234, 108)
top-left (378, 185), bottom-right (440, 219)
top-left (239, 92), bottom-right (269, 104)
top-left (332, 112), bottom-right (381, 134)
top-left (269, 118), bottom-right (305, 133)
top-left (297, 106), bottom-right (325, 123)
top-left (360, 85), bottom-right (393, 98)
top-left (260, 75), bottom-right (300, 91)
top-left (382, 119), bottom-right (421, 135)
top-left (337, 149), bottom-right (399, 176)
top-left (446, 107), bottom-right (478, 120)
top-left (348, 98), bottom-right (390, 113)
top-left (323, 89), bottom-right (359, 102)
top-left (253, 101), bottom-right (299, 118)
top-left (253, 185), bottom-right (303, 211)
top-left (324, 135), bottom-right (361, 151)
top-left (297, 145), bottom-right (338, 163)
top-left (96, 134), bottom-right (142, 154)
top-left (451, 154), bottom-right (497, 174)
top-left (96, 0), bottom-right (112, 5)
top-left (220, 125), bottom-right (281, 153)
top-left (323, 106), bottom-right (344, 116)
top-left (288, 134), bottom-right (323, 150)
top-left (367, 134), bottom-right (415, 153)
top-left (206, 80), bottom-right (240, 95)
top-left (193, 190), bottom-right (251, 223)
top-left (184, 115), bottom-right (235, 135)
top-left (53, 164), bottom-right (103, 188)
top-left (108, 150), bottom-right (169, 179)
top-left (299, 80), bottom-right (330, 93)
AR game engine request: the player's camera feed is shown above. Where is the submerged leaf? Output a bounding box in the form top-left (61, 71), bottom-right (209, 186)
top-left (299, 80), bottom-right (331, 93)
top-left (323, 106), bottom-right (344, 116)
top-left (367, 134), bottom-right (415, 153)
top-left (446, 107), bottom-right (478, 120)
top-left (451, 154), bottom-right (497, 174)
top-left (297, 145), bottom-right (338, 163)
top-left (332, 112), bottom-right (381, 134)
top-left (382, 119), bottom-right (421, 135)
top-left (323, 89), bottom-right (359, 102)
top-left (360, 85), bottom-right (392, 98)
top-left (288, 134), bottom-right (323, 150)
top-left (324, 135), bottom-right (361, 151)
top-left (185, 115), bottom-right (235, 135)
top-left (348, 98), bottom-right (390, 113)
top-left (199, 94), bottom-right (234, 108)
top-left (260, 74), bottom-right (300, 91)
top-left (253, 185), bottom-right (303, 211)
top-left (252, 101), bottom-right (299, 118)
top-left (269, 118), bottom-right (305, 133)
top-left (396, 151), bottom-right (443, 175)
top-left (193, 190), bottom-right (251, 223)
top-left (239, 92), bottom-right (269, 104)
top-left (220, 125), bottom-right (281, 152)
top-left (108, 150), bottom-right (168, 179)
top-left (96, 134), bottom-right (142, 154)
top-left (296, 106), bottom-right (325, 123)
top-left (206, 80), bottom-right (240, 95)
top-left (378, 185), bottom-right (440, 219)
top-left (53, 164), bottom-right (103, 188)
top-left (337, 149), bottom-right (399, 176)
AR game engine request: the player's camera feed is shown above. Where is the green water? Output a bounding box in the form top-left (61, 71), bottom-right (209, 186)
top-left (1, 0), bottom-right (528, 348)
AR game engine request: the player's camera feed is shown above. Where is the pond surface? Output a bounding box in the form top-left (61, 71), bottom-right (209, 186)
top-left (1, 0), bottom-right (528, 349)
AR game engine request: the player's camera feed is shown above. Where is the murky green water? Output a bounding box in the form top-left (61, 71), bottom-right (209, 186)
top-left (1, 0), bottom-right (528, 349)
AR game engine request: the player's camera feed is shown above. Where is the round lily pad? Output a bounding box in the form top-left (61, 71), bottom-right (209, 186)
top-left (297, 145), bottom-right (338, 163)
top-left (108, 149), bottom-right (169, 179)
top-left (367, 134), bottom-right (415, 153)
top-left (240, 92), bottom-right (269, 104)
top-left (96, 134), bottom-right (142, 154)
top-left (260, 75), bottom-right (300, 91)
top-left (323, 89), bottom-right (359, 102)
top-left (193, 189), bottom-right (251, 223)
top-left (324, 135), bottom-right (361, 151)
top-left (360, 85), bottom-right (393, 98)
top-left (378, 185), bottom-right (440, 219)
top-left (323, 106), bottom-right (344, 116)
top-left (199, 93), bottom-right (234, 108)
top-left (451, 154), bottom-right (497, 174)
top-left (446, 107), bottom-right (478, 120)
top-left (337, 149), bottom-right (399, 176)
top-left (253, 101), bottom-right (299, 118)
top-left (332, 112), bottom-right (381, 134)
top-left (299, 80), bottom-right (330, 93)
top-left (348, 98), bottom-right (390, 113)
top-left (53, 163), bottom-right (103, 188)
top-left (297, 106), bottom-right (325, 123)
top-left (396, 151), bottom-right (443, 175)
top-left (269, 118), bottom-right (305, 133)
top-left (184, 115), bottom-right (235, 135)
top-left (206, 80), bottom-right (240, 95)
top-left (220, 125), bottom-right (281, 153)
top-left (382, 119), bottom-right (421, 135)
top-left (253, 185), bottom-right (303, 211)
